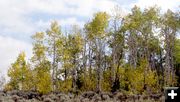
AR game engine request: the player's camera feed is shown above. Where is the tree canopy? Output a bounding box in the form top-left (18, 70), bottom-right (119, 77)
top-left (5, 6), bottom-right (180, 94)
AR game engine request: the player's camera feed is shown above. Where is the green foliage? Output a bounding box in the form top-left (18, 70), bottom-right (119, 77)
top-left (85, 12), bottom-right (109, 40)
top-left (126, 60), bottom-right (159, 94)
top-left (123, 6), bottom-right (143, 32)
top-left (163, 10), bottom-right (179, 30)
top-left (31, 32), bottom-right (52, 94)
top-left (35, 70), bottom-right (52, 94)
top-left (174, 39), bottom-right (180, 64)
top-left (58, 78), bottom-right (73, 93)
top-left (31, 32), bottom-right (47, 62)
top-left (7, 52), bottom-right (33, 91)
top-left (102, 69), bottom-right (111, 92)
top-left (114, 60), bottom-right (159, 94)
top-left (80, 73), bottom-right (96, 91)
top-left (4, 6), bottom-right (180, 95)
top-left (46, 21), bottom-right (61, 36)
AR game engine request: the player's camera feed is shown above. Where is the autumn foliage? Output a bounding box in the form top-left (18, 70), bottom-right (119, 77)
top-left (5, 6), bottom-right (180, 95)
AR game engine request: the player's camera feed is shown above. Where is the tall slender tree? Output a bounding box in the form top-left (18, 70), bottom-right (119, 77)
top-left (109, 6), bottom-right (125, 92)
top-left (85, 12), bottom-right (109, 92)
top-left (46, 21), bottom-right (61, 90)
top-left (31, 32), bottom-right (52, 94)
top-left (162, 10), bottom-right (179, 86)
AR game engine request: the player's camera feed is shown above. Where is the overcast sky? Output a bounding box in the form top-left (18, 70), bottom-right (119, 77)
top-left (0, 0), bottom-right (179, 78)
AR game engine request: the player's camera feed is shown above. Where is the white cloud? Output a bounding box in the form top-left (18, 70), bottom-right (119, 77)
top-left (131, 0), bottom-right (179, 11)
top-left (59, 18), bottom-right (85, 27)
top-left (0, 0), bottom-right (120, 39)
top-left (0, 0), bottom-right (119, 17)
top-left (0, 0), bottom-right (179, 39)
top-left (24, 0), bottom-right (118, 17)
top-left (34, 18), bottom-right (85, 33)
top-left (0, 35), bottom-right (32, 78)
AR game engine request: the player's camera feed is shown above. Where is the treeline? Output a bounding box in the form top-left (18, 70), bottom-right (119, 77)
top-left (5, 6), bottom-right (180, 94)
